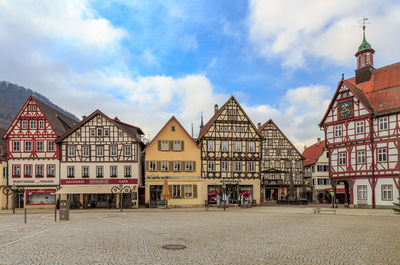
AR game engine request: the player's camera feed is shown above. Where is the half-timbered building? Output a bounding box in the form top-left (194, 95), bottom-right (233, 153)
top-left (2, 96), bottom-right (77, 208)
top-left (198, 96), bottom-right (262, 205)
top-left (143, 116), bottom-right (202, 207)
top-left (56, 110), bottom-right (144, 209)
top-left (320, 26), bottom-right (400, 208)
top-left (258, 119), bottom-right (309, 202)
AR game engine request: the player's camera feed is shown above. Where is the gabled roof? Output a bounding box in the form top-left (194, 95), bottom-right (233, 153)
top-left (3, 96), bottom-right (78, 138)
top-left (56, 109), bottom-right (143, 143)
top-left (143, 116), bottom-right (197, 153)
top-left (302, 140), bottom-right (326, 167)
top-left (258, 119), bottom-right (303, 158)
top-left (320, 61), bottom-right (400, 126)
top-left (198, 95), bottom-right (262, 140)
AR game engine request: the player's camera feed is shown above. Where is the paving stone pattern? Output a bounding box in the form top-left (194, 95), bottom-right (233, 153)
top-left (0, 207), bottom-right (399, 265)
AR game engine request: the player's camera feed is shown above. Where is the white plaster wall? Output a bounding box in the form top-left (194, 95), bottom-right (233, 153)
top-left (375, 178), bottom-right (399, 206)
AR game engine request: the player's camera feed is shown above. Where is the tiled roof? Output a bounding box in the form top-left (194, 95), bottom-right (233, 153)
top-left (302, 140), bottom-right (326, 167)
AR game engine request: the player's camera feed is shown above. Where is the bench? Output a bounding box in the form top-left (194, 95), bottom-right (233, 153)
top-left (313, 208), bottom-right (336, 215)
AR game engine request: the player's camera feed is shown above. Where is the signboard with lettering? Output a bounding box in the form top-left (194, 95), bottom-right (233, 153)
top-left (11, 179), bottom-right (57, 185)
top-left (60, 179), bottom-right (138, 185)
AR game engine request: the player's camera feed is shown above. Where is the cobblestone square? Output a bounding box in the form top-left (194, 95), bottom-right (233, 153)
top-left (0, 207), bottom-right (399, 265)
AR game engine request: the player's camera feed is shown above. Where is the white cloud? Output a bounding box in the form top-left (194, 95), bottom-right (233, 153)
top-left (247, 0), bottom-right (400, 68)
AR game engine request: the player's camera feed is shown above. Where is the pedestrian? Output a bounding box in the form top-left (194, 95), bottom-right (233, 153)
top-left (240, 194), bottom-right (244, 207)
top-left (217, 194), bottom-right (221, 208)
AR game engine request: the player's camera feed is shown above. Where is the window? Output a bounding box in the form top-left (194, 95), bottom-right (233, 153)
top-left (110, 146), bottom-right (117, 157)
top-left (357, 150), bottom-right (365, 164)
top-left (274, 173), bottom-right (280, 180)
top-left (36, 165), bottom-right (44, 177)
top-left (207, 141), bottom-right (215, 151)
top-left (335, 125), bottom-right (342, 137)
top-left (161, 161), bottom-right (169, 171)
top-left (67, 166), bottom-right (75, 178)
top-left (264, 161), bottom-right (270, 169)
top-left (48, 141), bottom-right (55, 151)
top-left (173, 161), bottom-right (181, 171)
top-left (13, 141), bottom-right (20, 152)
top-left (183, 185), bottom-right (194, 198)
top-left (208, 161), bottom-right (215, 171)
top-left (124, 145), bottom-right (131, 156)
top-left (22, 120), bottom-right (28, 129)
top-left (358, 185), bottom-right (367, 200)
top-left (279, 139), bottom-right (283, 145)
top-left (82, 166), bottom-right (89, 177)
top-left (13, 165), bottom-right (21, 177)
top-left (268, 139), bottom-right (273, 145)
top-left (235, 142), bottom-right (242, 152)
top-left (36, 141), bottom-right (43, 152)
top-left (104, 129), bottom-right (109, 136)
top-left (382, 185), bottom-right (393, 201)
top-left (171, 126), bottom-right (175, 132)
top-left (235, 161), bottom-right (242, 172)
top-left (47, 165), bottom-right (55, 177)
top-left (274, 161), bottom-right (280, 168)
top-left (295, 174), bottom-right (301, 181)
top-left (285, 173), bottom-right (290, 181)
top-left (339, 153), bottom-right (346, 166)
top-left (221, 161), bottom-right (228, 172)
top-left (185, 161), bottom-right (193, 172)
top-left (285, 161), bottom-right (291, 169)
top-left (124, 166), bottom-right (132, 177)
top-left (324, 179), bottom-right (331, 185)
top-left (82, 146), bottom-right (90, 157)
top-left (378, 148), bottom-right (387, 162)
top-left (379, 117), bottom-right (388, 130)
top-left (96, 166), bottom-right (103, 177)
top-left (276, 149), bottom-right (281, 156)
top-left (326, 152), bottom-right (329, 158)
top-left (110, 166), bottom-right (117, 177)
top-left (248, 142), bottom-right (255, 152)
top-left (39, 120), bottom-right (45, 129)
top-left (356, 121), bottom-right (364, 134)
top-left (287, 149), bottom-right (291, 156)
top-left (272, 130), bottom-right (277, 137)
top-left (97, 127), bottom-right (103, 136)
top-left (264, 149), bottom-right (269, 156)
top-left (173, 141), bottom-right (182, 151)
top-left (160, 140), bottom-right (169, 151)
top-left (90, 129), bottom-right (95, 136)
top-left (25, 141), bottom-right (32, 152)
top-left (248, 161), bottom-right (255, 172)
top-left (221, 141), bottom-right (228, 152)
top-left (96, 146), bottom-right (104, 157)
top-left (30, 121), bottom-right (37, 129)
top-left (149, 161), bottom-right (156, 171)
top-left (172, 185), bottom-right (181, 198)
top-left (68, 146), bottom-right (75, 157)
top-left (28, 105), bottom-right (37, 112)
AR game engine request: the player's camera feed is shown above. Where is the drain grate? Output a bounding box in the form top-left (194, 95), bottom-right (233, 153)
top-left (162, 244), bottom-right (186, 250)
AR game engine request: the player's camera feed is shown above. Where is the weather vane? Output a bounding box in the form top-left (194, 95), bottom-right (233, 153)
top-left (359, 17), bottom-right (369, 30)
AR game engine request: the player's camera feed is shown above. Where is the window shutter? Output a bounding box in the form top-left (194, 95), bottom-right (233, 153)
top-left (169, 141), bottom-right (173, 151)
top-left (146, 161), bottom-right (149, 171)
top-left (193, 185), bottom-right (197, 198)
top-left (158, 141), bottom-right (161, 150)
top-left (156, 161), bottom-right (161, 171)
top-left (181, 141), bottom-right (184, 151)
top-left (193, 161), bottom-right (196, 172)
top-left (181, 161), bottom-right (185, 171)
top-left (169, 161), bottom-right (173, 172)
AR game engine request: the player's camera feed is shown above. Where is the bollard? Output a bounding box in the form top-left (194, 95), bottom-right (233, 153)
top-left (24, 208), bottom-right (27, 224)
top-left (55, 208), bottom-right (57, 222)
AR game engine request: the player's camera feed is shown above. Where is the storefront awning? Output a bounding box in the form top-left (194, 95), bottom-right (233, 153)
top-left (56, 186), bottom-right (124, 194)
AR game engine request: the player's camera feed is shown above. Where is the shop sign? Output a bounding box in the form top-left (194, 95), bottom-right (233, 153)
top-left (26, 189), bottom-right (56, 194)
top-left (11, 179), bottom-right (56, 185)
top-left (61, 179), bottom-right (138, 185)
top-left (221, 179), bottom-right (241, 184)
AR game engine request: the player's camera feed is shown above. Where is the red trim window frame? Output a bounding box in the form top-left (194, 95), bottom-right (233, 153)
top-left (338, 152), bottom-right (347, 166)
top-left (38, 120), bottom-right (45, 130)
top-left (381, 185), bottom-right (393, 201)
top-left (12, 164), bottom-right (21, 178)
top-left (356, 149), bottom-right (366, 165)
top-left (24, 140), bottom-right (32, 152)
top-left (12, 141), bottom-right (21, 152)
top-left (357, 185), bottom-right (367, 200)
top-left (334, 125), bottom-right (342, 138)
top-left (21, 120), bottom-right (28, 129)
top-left (378, 117), bottom-right (388, 131)
top-left (29, 120), bottom-right (37, 130)
top-left (355, 120), bottom-right (365, 135)
top-left (35, 164), bottom-right (44, 178)
top-left (36, 140), bottom-right (44, 153)
top-left (24, 164), bottom-right (33, 178)
top-left (48, 141), bottom-right (55, 152)
top-left (377, 148), bottom-right (387, 162)
top-left (47, 164), bottom-right (56, 178)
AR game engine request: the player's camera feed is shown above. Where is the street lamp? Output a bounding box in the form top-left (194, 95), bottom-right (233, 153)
top-left (2, 185), bottom-right (25, 214)
top-left (111, 184), bottom-right (132, 212)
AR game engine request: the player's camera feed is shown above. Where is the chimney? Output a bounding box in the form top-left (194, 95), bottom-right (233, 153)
top-left (214, 104), bottom-right (218, 114)
top-left (82, 115), bottom-right (87, 120)
top-left (304, 145), bottom-right (307, 151)
top-left (257, 123), bottom-right (261, 129)
top-left (114, 117), bottom-right (120, 122)
top-left (317, 138), bottom-right (321, 146)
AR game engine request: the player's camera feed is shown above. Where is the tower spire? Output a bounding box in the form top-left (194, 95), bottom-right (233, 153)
top-left (199, 111), bottom-right (204, 133)
top-left (354, 17), bottom-right (375, 84)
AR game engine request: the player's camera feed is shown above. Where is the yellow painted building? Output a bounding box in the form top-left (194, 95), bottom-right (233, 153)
top-left (144, 116), bottom-right (203, 207)
top-left (0, 128), bottom-right (10, 209)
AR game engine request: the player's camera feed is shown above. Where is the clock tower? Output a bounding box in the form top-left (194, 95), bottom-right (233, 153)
top-left (354, 19), bottom-right (375, 84)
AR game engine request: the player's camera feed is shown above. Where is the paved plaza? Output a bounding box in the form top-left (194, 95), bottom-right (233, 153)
top-left (0, 207), bottom-right (399, 265)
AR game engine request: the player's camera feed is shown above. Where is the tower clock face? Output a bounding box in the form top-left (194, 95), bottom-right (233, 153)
top-left (339, 101), bottom-right (352, 119)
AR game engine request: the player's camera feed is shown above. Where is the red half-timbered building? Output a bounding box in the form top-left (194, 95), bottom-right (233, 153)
top-left (320, 27), bottom-right (400, 208)
top-left (2, 96), bottom-right (77, 208)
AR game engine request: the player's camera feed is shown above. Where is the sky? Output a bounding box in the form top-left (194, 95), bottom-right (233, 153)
top-left (1, 0), bottom-right (400, 150)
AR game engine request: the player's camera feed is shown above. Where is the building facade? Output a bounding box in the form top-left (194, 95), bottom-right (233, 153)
top-left (198, 96), bottom-right (262, 205)
top-left (320, 27), bottom-right (400, 208)
top-left (56, 110), bottom-right (144, 209)
top-left (2, 96), bottom-right (77, 208)
top-left (144, 116), bottom-right (203, 207)
top-left (0, 128), bottom-right (8, 209)
top-left (258, 120), bottom-right (308, 202)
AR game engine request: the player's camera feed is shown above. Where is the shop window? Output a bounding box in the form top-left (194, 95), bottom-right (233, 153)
top-left (26, 190), bottom-right (56, 205)
top-left (382, 185), bottom-right (393, 201)
top-left (357, 185), bottom-right (367, 200)
top-left (172, 185), bottom-right (181, 198)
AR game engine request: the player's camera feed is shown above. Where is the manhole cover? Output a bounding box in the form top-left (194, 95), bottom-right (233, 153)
top-left (162, 244), bottom-right (186, 250)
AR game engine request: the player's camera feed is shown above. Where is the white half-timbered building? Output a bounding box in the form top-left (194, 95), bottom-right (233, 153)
top-left (320, 27), bottom-right (400, 208)
top-left (56, 110), bottom-right (144, 209)
top-left (2, 96), bottom-right (77, 208)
